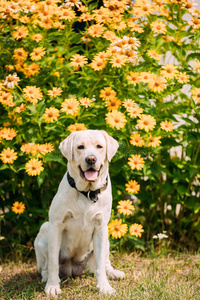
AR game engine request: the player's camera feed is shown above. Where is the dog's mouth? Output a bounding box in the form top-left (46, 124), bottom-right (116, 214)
top-left (79, 166), bottom-right (101, 182)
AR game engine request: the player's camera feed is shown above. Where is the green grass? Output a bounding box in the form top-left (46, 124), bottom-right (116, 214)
top-left (0, 253), bottom-right (200, 299)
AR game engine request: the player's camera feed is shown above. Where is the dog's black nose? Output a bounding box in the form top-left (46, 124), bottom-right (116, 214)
top-left (85, 155), bottom-right (97, 165)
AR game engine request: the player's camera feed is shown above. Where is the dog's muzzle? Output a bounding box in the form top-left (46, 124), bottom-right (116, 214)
top-left (80, 165), bottom-right (101, 182)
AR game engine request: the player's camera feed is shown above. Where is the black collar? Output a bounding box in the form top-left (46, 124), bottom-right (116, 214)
top-left (67, 172), bottom-right (108, 203)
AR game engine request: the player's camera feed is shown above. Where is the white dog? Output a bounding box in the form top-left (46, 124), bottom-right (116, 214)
top-left (34, 130), bottom-right (125, 296)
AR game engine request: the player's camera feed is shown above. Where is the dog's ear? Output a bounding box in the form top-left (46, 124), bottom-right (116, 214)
top-left (59, 132), bottom-right (76, 161)
top-left (101, 131), bottom-right (119, 162)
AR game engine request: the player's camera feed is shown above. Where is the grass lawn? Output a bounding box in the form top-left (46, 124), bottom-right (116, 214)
top-left (0, 253), bottom-right (200, 300)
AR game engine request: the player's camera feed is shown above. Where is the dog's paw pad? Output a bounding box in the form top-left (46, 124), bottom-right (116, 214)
top-left (45, 284), bottom-right (61, 296)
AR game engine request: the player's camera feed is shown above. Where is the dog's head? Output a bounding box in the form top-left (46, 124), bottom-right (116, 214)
top-left (59, 130), bottom-right (119, 190)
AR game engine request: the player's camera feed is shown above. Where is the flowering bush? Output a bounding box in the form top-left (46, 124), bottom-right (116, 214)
top-left (0, 0), bottom-right (200, 256)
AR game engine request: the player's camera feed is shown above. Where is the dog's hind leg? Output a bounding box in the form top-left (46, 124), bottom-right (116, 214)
top-left (34, 222), bottom-right (49, 282)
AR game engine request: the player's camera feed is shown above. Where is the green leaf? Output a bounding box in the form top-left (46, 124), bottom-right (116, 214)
top-left (0, 164), bottom-right (9, 171)
top-left (37, 169), bottom-right (48, 187)
top-left (194, 232), bottom-right (200, 242)
top-left (176, 185), bottom-right (190, 197)
top-left (161, 182), bottom-right (172, 196)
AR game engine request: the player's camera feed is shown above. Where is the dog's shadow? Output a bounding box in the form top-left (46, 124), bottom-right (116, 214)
top-left (2, 264), bottom-right (96, 298)
top-left (2, 264), bottom-right (44, 297)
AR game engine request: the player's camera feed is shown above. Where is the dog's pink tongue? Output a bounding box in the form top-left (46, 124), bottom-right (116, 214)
top-left (84, 170), bottom-right (98, 181)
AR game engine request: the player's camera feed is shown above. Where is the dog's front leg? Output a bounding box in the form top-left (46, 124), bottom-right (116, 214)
top-left (45, 222), bottom-right (62, 296)
top-left (93, 215), bottom-right (115, 295)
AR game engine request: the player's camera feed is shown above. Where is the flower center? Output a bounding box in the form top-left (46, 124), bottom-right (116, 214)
top-left (143, 120), bottom-right (149, 125)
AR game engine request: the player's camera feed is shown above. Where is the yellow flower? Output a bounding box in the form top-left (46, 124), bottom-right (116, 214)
top-left (13, 48), bottom-right (28, 62)
top-left (15, 103), bottom-right (26, 113)
top-left (93, 7), bottom-right (110, 24)
top-left (110, 54), bottom-right (127, 68)
top-left (43, 107), bottom-right (60, 123)
top-left (129, 21), bottom-right (144, 33)
top-left (25, 158), bottom-right (44, 176)
top-left (23, 86), bottom-right (43, 105)
top-left (147, 49), bottom-right (161, 61)
top-left (117, 200), bottom-right (135, 216)
top-left (108, 219), bottom-right (128, 239)
top-left (130, 133), bottom-right (145, 147)
top-left (79, 12), bottom-right (93, 22)
top-left (125, 179), bottom-right (140, 194)
top-left (61, 97), bottom-right (79, 115)
top-left (176, 71), bottom-right (190, 84)
top-left (123, 99), bottom-right (136, 110)
top-left (160, 120), bottom-right (174, 132)
top-left (70, 54), bottom-right (88, 68)
top-left (21, 143), bottom-right (34, 154)
top-left (12, 26), bottom-right (29, 40)
top-left (111, 21), bottom-right (127, 31)
top-left (30, 47), bottom-right (46, 61)
top-left (128, 154), bottom-right (145, 171)
top-left (194, 59), bottom-right (200, 73)
top-left (93, 51), bottom-right (109, 61)
top-left (12, 201), bottom-right (25, 214)
top-left (147, 136), bottom-right (161, 148)
top-left (191, 87), bottom-right (200, 103)
top-left (100, 87), bottom-right (116, 100)
top-left (31, 34), bottom-right (43, 42)
top-left (59, 7), bottom-right (76, 21)
top-left (140, 71), bottom-right (153, 84)
top-left (151, 20), bottom-right (167, 34)
top-left (90, 58), bottom-right (107, 71)
top-left (0, 128), bottom-right (17, 140)
top-left (126, 72), bottom-right (141, 86)
top-left (137, 114), bottom-right (156, 132)
top-left (105, 98), bottom-right (121, 111)
top-left (41, 143), bottom-right (54, 154)
top-left (79, 97), bottom-right (93, 108)
top-left (129, 223), bottom-right (144, 237)
top-left (68, 123), bottom-right (87, 132)
top-left (106, 110), bottom-right (127, 130)
top-left (25, 63), bottom-right (40, 77)
top-left (103, 30), bottom-right (117, 41)
top-left (0, 92), bottom-right (14, 105)
top-left (161, 64), bottom-right (179, 79)
top-left (127, 106), bottom-right (144, 118)
top-left (47, 87), bottom-right (63, 97)
top-left (148, 74), bottom-right (166, 93)
top-left (136, 2), bottom-right (155, 16)
top-left (88, 24), bottom-right (105, 37)
top-left (0, 148), bottom-right (17, 164)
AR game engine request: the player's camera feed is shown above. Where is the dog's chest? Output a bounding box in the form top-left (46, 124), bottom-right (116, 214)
top-left (61, 198), bottom-right (103, 257)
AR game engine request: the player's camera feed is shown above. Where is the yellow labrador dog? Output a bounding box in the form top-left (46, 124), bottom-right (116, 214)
top-left (34, 130), bottom-right (125, 296)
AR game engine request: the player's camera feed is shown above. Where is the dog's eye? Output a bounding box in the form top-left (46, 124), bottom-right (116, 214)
top-left (97, 145), bottom-right (103, 149)
top-left (77, 145), bottom-right (85, 150)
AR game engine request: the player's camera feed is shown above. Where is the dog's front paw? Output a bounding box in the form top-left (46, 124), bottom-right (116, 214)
top-left (97, 281), bottom-right (116, 295)
top-left (45, 284), bottom-right (61, 296)
top-left (107, 268), bottom-right (125, 280)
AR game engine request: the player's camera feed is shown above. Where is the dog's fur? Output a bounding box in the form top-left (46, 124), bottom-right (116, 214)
top-left (34, 130), bottom-right (124, 296)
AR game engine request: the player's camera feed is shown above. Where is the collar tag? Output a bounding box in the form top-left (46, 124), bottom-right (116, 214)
top-left (87, 191), bottom-right (98, 203)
